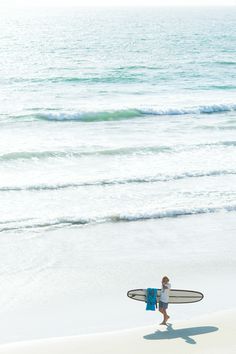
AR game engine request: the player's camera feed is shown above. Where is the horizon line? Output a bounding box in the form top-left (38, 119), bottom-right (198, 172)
top-left (1, 4), bottom-right (236, 8)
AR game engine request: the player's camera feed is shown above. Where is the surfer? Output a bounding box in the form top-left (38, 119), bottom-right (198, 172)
top-left (159, 276), bottom-right (171, 325)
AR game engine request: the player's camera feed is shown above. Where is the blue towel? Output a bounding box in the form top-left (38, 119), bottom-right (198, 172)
top-left (146, 288), bottom-right (158, 311)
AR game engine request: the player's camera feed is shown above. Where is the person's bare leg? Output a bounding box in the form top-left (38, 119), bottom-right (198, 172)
top-left (159, 308), bottom-right (166, 325)
top-left (163, 309), bottom-right (170, 324)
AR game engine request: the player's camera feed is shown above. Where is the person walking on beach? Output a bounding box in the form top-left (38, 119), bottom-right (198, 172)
top-left (159, 276), bottom-right (171, 325)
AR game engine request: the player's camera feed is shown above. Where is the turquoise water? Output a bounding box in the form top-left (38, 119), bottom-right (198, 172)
top-left (0, 7), bottom-right (236, 232)
top-left (0, 6), bottom-right (236, 342)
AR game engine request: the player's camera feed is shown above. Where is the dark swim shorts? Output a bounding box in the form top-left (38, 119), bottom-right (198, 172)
top-left (159, 300), bottom-right (168, 310)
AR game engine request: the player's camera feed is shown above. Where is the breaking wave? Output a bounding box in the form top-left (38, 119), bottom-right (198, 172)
top-left (13, 103), bottom-right (236, 123)
top-left (0, 170), bottom-right (235, 192)
top-left (1, 204), bottom-right (236, 233)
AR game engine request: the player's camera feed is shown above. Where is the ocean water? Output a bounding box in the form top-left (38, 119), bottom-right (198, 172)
top-left (0, 6), bottom-right (236, 342)
top-left (1, 6), bottom-right (236, 232)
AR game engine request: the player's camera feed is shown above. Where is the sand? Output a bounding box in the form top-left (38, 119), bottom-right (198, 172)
top-left (0, 309), bottom-right (235, 354)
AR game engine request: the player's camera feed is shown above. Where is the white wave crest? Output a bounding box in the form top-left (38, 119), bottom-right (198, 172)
top-left (141, 103), bottom-right (236, 116)
top-left (1, 204), bottom-right (236, 233)
top-left (17, 102), bottom-right (236, 123)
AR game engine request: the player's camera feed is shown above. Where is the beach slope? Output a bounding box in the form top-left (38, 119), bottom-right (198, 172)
top-left (0, 309), bottom-right (235, 354)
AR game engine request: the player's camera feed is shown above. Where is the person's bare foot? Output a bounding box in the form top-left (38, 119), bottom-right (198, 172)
top-left (160, 322), bottom-right (167, 325)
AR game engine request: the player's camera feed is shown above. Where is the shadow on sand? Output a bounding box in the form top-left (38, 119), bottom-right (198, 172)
top-left (143, 324), bottom-right (219, 344)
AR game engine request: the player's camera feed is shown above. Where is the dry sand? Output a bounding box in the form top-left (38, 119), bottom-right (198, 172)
top-left (0, 309), bottom-right (235, 354)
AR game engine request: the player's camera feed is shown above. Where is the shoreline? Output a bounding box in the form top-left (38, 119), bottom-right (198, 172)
top-left (0, 212), bottom-right (235, 343)
top-left (0, 309), bottom-right (235, 354)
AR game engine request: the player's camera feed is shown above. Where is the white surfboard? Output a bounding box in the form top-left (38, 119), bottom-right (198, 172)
top-left (127, 289), bottom-right (204, 304)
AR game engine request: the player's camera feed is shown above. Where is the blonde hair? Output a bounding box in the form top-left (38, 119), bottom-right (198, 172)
top-left (162, 276), bottom-right (169, 283)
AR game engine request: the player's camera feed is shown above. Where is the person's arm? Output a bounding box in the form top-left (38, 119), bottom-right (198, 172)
top-left (163, 283), bottom-right (171, 289)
